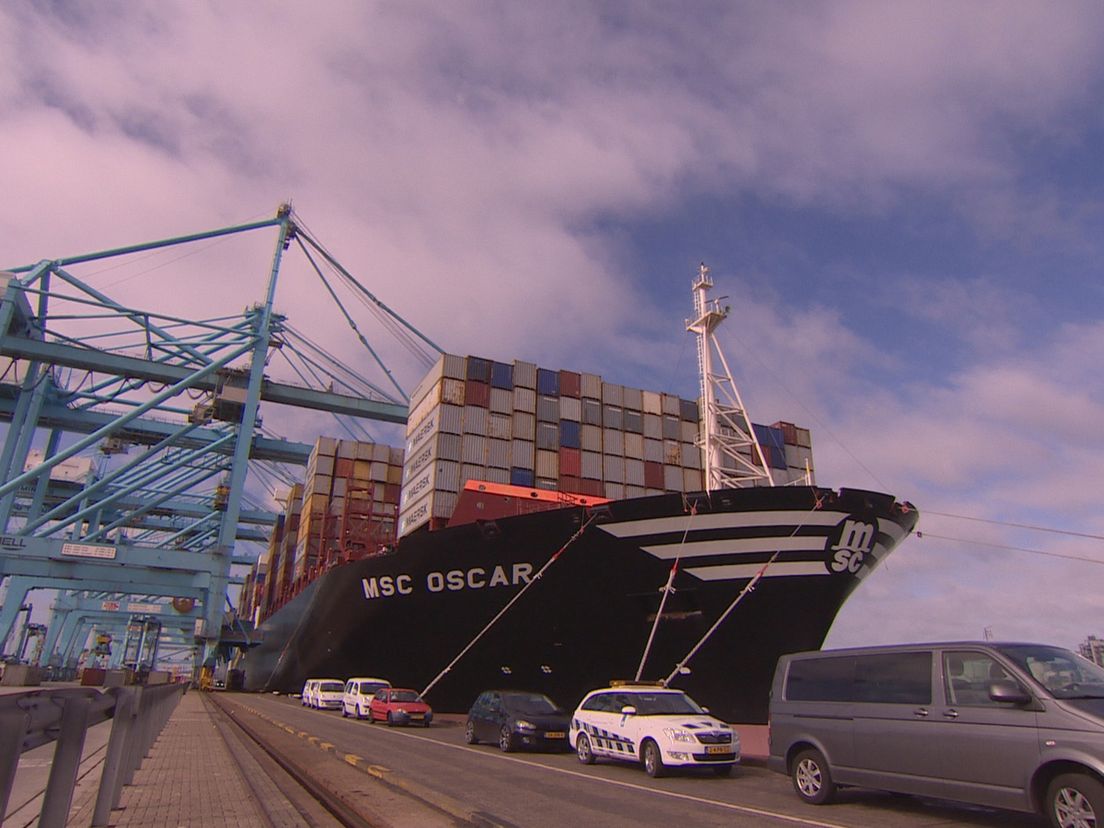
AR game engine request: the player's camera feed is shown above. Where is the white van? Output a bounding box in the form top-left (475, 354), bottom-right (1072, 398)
top-left (342, 677), bottom-right (391, 719)
top-left (303, 678), bottom-right (345, 710)
top-left (769, 642), bottom-right (1104, 825)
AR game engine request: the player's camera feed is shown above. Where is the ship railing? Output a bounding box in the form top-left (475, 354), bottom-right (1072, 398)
top-left (0, 681), bottom-right (186, 827)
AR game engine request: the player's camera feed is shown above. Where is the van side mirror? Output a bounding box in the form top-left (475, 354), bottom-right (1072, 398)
top-left (989, 680), bottom-right (1032, 705)
top-left (621, 705), bottom-right (637, 716)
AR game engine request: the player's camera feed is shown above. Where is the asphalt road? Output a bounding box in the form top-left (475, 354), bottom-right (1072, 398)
top-left (230, 693), bottom-right (1045, 828)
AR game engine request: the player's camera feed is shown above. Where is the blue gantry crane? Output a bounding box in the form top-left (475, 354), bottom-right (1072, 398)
top-left (0, 205), bottom-right (439, 677)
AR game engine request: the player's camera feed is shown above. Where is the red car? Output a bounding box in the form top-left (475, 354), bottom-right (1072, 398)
top-left (369, 687), bottom-right (434, 727)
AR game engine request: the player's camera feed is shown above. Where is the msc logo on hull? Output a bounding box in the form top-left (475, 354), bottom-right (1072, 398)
top-left (825, 517), bottom-right (877, 574)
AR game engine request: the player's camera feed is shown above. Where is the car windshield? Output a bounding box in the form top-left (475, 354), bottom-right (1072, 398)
top-left (996, 645), bottom-right (1104, 698)
top-left (361, 683), bottom-right (387, 695)
top-left (503, 693), bottom-right (561, 715)
top-left (627, 692), bottom-right (705, 715)
top-left (319, 682), bottom-right (344, 693)
top-left (391, 690), bottom-right (422, 703)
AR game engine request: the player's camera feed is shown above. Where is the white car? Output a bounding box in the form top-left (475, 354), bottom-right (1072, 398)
top-left (342, 677), bottom-right (391, 719)
top-left (569, 684), bottom-right (739, 777)
top-left (303, 678), bottom-right (345, 710)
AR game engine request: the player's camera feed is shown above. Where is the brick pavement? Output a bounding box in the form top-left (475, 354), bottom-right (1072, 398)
top-left (68, 691), bottom-right (273, 827)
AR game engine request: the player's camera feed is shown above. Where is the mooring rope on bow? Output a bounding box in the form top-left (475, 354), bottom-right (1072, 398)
top-left (634, 502), bottom-right (698, 681)
top-left (420, 510), bottom-right (601, 698)
top-left (661, 493), bottom-right (833, 687)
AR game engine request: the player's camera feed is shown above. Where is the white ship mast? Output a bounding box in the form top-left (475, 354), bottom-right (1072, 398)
top-left (686, 263), bottom-right (774, 490)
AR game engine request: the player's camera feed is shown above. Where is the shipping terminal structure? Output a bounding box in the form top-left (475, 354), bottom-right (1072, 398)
top-left (240, 266), bottom-right (919, 724)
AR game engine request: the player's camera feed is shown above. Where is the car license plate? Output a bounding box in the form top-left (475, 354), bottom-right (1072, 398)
top-left (705, 745), bottom-right (730, 755)
top-left (544, 731), bottom-right (565, 739)
top-left (409, 713), bottom-right (423, 719)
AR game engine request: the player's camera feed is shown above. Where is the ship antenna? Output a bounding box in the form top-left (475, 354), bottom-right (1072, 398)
top-left (687, 263), bottom-right (774, 490)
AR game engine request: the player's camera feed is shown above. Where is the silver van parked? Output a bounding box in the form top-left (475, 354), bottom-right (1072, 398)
top-left (768, 642), bottom-right (1104, 827)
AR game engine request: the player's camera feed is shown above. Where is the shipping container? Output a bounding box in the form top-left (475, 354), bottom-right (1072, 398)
top-left (442, 377), bottom-right (466, 405)
top-left (603, 428), bottom-right (624, 456)
top-left (683, 468), bottom-right (703, 491)
top-left (681, 443), bottom-right (701, 470)
top-left (581, 398), bottom-right (602, 426)
top-left (644, 460), bottom-right (664, 489)
top-left (489, 387), bottom-right (512, 414)
top-left (462, 434), bottom-right (487, 465)
top-left (439, 433), bottom-right (462, 462)
top-left (602, 383), bottom-right (624, 406)
top-left (560, 420), bottom-right (581, 449)
top-left (624, 432), bottom-right (644, 459)
top-left (439, 404), bottom-right (464, 435)
top-left (662, 415), bottom-right (680, 440)
top-left (603, 405), bottom-right (623, 430)
top-left (466, 380), bottom-right (490, 408)
top-left (623, 409), bottom-right (643, 434)
top-left (559, 396), bottom-right (581, 422)
top-left (661, 393), bottom-right (680, 416)
top-left (605, 482), bottom-right (625, 500)
top-left (487, 413), bottom-right (512, 440)
top-left (512, 412), bottom-right (535, 441)
top-left (511, 439), bottom-right (535, 470)
top-left (679, 398), bottom-right (699, 422)
top-left (465, 405), bottom-right (487, 436)
top-left (483, 467), bottom-right (509, 484)
top-left (487, 438), bottom-right (510, 469)
top-left (624, 458), bottom-right (645, 487)
top-left (560, 446), bottom-right (581, 477)
top-left (443, 353), bottom-right (466, 380)
top-left (490, 361), bottom-right (514, 390)
top-left (514, 387), bottom-right (536, 414)
top-left (559, 370), bottom-right (581, 398)
top-left (642, 390), bottom-right (662, 415)
top-left (537, 394), bottom-right (559, 423)
top-left (581, 372), bottom-right (602, 399)
top-left (680, 421), bottom-right (698, 443)
top-left (467, 356), bottom-right (491, 382)
top-left (460, 464), bottom-right (486, 488)
top-left (664, 464), bottom-right (683, 490)
top-left (623, 386), bottom-right (643, 412)
top-left (537, 368), bottom-right (559, 396)
top-left (371, 461), bottom-right (389, 481)
top-left (536, 421), bottom-right (559, 450)
top-left (536, 449), bottom-right (559, 479)
top-left (644, 438), bottom-right (663, 463)
top-left (513, 360), bottom-right (537, 389)
top-left (510, 467), bottom-right (535, 487)
top-left (581, 451), bottom-right (602, 479)
top-left (603, 454), bottom-right (624, 483)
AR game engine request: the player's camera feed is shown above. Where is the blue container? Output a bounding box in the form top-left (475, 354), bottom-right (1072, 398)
top-left (510, 467), bottom-right (535, 487)
top-left (537, 368), bottom-right (559, 396)
top-left (467, 356), bottom-right (491, 382)
top-left (491, 361), bottom-right (514, 390)
top-left (559, 420), bottom-right (581, 449)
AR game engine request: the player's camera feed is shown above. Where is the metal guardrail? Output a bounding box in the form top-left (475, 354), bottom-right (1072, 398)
top-left (0, 682), bottom-right (186, 827)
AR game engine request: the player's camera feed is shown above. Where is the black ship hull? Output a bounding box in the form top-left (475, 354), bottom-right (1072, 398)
top-left (242, 486), bottom-right (917, 723)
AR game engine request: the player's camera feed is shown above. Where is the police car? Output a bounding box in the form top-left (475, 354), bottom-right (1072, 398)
top-left (569, 683), bottom-right (739, 777)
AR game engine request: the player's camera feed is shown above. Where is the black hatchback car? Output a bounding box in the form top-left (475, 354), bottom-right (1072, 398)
top-left (465, 690), bottom-right (572, 752)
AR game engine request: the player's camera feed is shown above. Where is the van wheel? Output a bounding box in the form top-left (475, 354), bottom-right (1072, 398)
top-left (642, 739), bottom-right (666, 778)
top-left (576, 733), bottom-right (596, 765)
top-left (792, 748), bottom-right (836, 805)
top-left (1047, 772), bottom-right (1104, 828)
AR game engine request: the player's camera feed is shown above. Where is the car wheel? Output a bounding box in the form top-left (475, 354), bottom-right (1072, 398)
top-left (499, 726), bottom-right (516, 753)
top-left (387, 712), bottom-right (396, 727)
top-left (792, 748), bottom-right (836, 805)
top-left (642, 739), bottom-right (666, 778)
top-left (576, 733), bottom-right (596, 765)
top-left (1047, 772), bottom-right (1104, 828)
top-left (341, 706), bottom-right (348, 718)
top-left (712, 764), bottom-right (733, 777)
top-left (464, 721), bottom-right (478, 744)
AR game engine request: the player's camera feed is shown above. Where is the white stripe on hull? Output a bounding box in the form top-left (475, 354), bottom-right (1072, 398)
top-left (641, 535), bottom-right (825, 559)
top-left (598, 509), bottom-right (851, 539)
top-left (686, 561), bottom-right (829, 580)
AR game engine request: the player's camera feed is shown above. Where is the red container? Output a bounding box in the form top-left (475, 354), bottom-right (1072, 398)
top-left (466, 380), bottom-right (490, 408)
top-left (334, 458), bottom-right (355, 478)
top-left (644, 461), bottom-right (664, 489)
top-left (559, 474), bottom-right (583, 493)
top-left (559, 447), bottom-right (581, 477)
top-left (559, 370), bottom-right (581, 398)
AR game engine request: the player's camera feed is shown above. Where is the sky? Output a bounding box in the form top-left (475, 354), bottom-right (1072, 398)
top-left (1, 1), bottom-right (1103, 655)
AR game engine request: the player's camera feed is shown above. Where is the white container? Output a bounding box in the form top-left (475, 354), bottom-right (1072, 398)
top-left (603, 429), bottom-right (624, 456)
top-left (489, 387), bottom-right (513, 414)
top-left (487, 438), bottom-right (510, 469)
top-left (623, 386), bottom-right (643, 411)
top-left (603, 455), bottom-right (624, 483)
top-left (560, 396), bottom-right (581, 422)
top-left (465, 406), bottom-right (487, 436)
top-left (624, 433), bottom-right (644, 459)
top-left (642, 390), bottom-right (662, 415)
top-left (514, 387), bottom-right (536, 414)
top-left (513, 360), bottom-right (537, 389)
top-left (513, 412), bottom-right (535, 441)
top-left (462, 434), bottom-right (486, 465)
top-left (536, 449), bottom-right (559, 478)
top-left (488, 413), bottom-right (512, 440)
top-left (511, 439), bottom-right (535, 469)
top-left (581, 451), bottom-right (602, 479)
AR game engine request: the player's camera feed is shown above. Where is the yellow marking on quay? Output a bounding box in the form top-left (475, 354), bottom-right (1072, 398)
top-left (344, 754), bottom-right (362, 767)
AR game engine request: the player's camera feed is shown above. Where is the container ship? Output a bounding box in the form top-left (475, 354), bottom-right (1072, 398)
top-left (239, 268), bottom-right (918, 724)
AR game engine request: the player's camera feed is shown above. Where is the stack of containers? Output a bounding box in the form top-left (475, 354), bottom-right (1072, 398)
top-left (771, 420), bottom-right (815, 481)
top-left (268, 485), bottom-right (302, 613)
top-left (398, 353), bottom-right (711, 537)
top-left (293, 437), bottom-right (404, 583)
